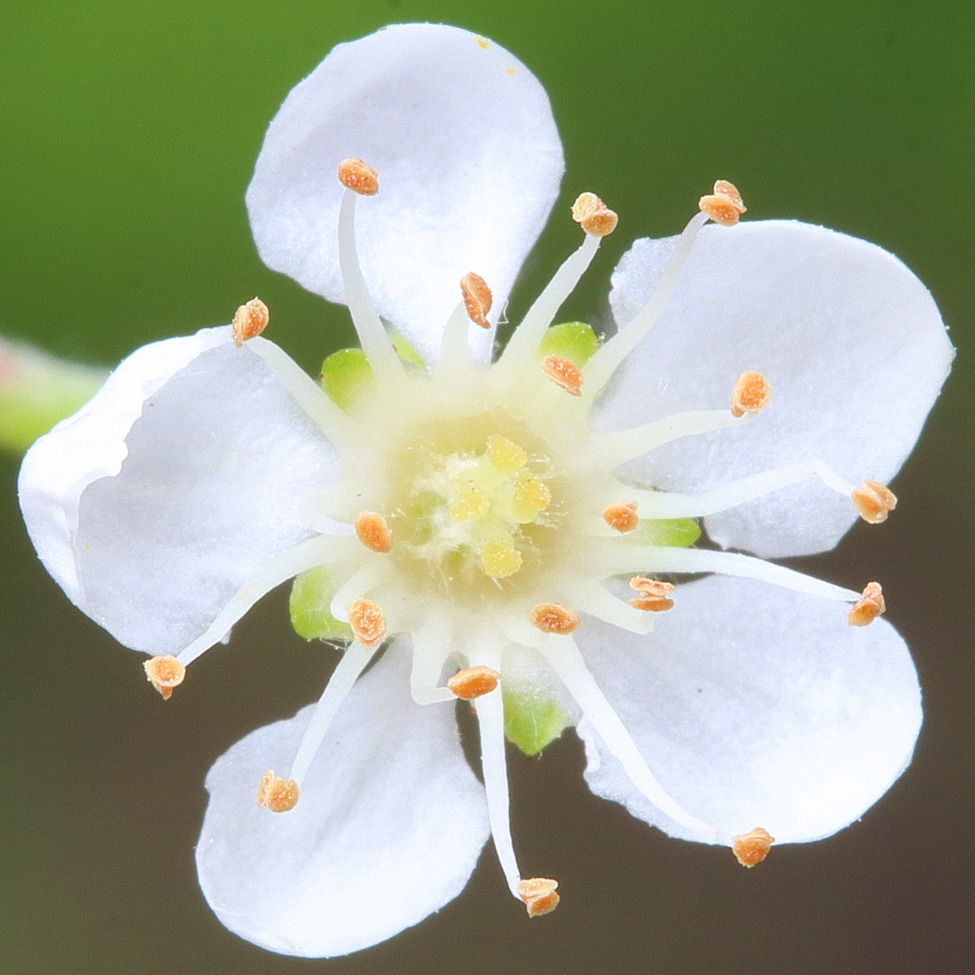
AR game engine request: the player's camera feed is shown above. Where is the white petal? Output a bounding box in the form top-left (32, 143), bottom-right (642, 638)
top-left (19, 328), bottom-right (338, 653)
top-left (196, 642), bottom-right (489, 957)
top-left (578, 576), bottom-right (921, 844)
top-left (247, 24), bottom-right (564, 363)
top-left (600, 220), bottom-right (953, 556)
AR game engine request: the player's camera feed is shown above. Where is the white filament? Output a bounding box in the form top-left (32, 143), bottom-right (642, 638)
top-left (437, 301), bottom-right (475, 376)
top-left (410, 622), bottom-right (455, 705)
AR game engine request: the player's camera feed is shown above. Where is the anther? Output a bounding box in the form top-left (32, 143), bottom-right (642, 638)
top-left (730, 370), bottom-right (771, 417)
top-left (447, 665), bottom-right (502, 700)
top-left (460, 272), bottom-right (493, 329)
top-left (257, 770), bottom-right (300, 813)
top-left (517, 877), bottom-right (560, 917)
top-left (348, 597), bottom-right (386, 647)
top-left (143, 655), bottom-right (185, 700)
top-left (337, 157), bottom-right (379, 196)
top-left (231, 297), bottom-right (269, 348)
top-left (848, 581), bottom-right (885, 627)
top-left (851, 480), bottom-right (897, 524)
top-left (530, 603), bottom-right (580, 634)
top-left (602, 500), bottom-right (639, 533)
top-left (731, 827), bottom-right (774, 867)
top-left (542, 355), bottom-right (583, 395)
top-left (354, 511), bottom-right (393, 553)
top-left (699, 179), bottom-right (747, 227)
top-left (571, 192), bottom-right (619, 237)
top-left (628, 577), bottom-right (676, 612)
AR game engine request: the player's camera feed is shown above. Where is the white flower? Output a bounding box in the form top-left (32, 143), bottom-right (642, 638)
top-left (18, 23), bottom-right (952, 959)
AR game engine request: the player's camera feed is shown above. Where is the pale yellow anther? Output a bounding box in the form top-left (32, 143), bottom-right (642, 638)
top-left (530, 602), bottom-right (580, 634)
top-left (731, 827), bottom-right (774, 867)
top-left (447, 665), bottom-right (502, 700)
top-left (480, 539), bottom-right (523, 579)
top-left (851, 480), bottom-right (897, 524)
top-left (628, 577), bottom-right (676, 612)
top-left (348, 597), bottom-right (386, 648)
top-left (517, 877), bottom-right (560, 917)
top-left (354, 511), bottom-right (393, 553)
top-left (450, 482), bottom-right (490, 522)
top-left (571, 192), bottom-right (619, 237)
top-left (337, 157), bottom-right (379, 196)
top-left (487, 434), bottom-right (528, 474)
top-left (699, 179), bottom-right (747, 227)
top-left (602, 500), bottom-right (639, 533)
top-left (231, 297), bottom-right (269, 348)
top-left (511, 471), bottom-right (551, 523)
top-left (257, 771), bottom-right (300, 813)
top-left (143, 655), bottom-right (185, 701)
top-left (848, 581), bottom-right (885, 627)
top-left (730, 370), bottom-right (771, 417)
top-left (541, 355), bottom-right (583, 396)
top-left (460, 272), bottom-right (493, 329)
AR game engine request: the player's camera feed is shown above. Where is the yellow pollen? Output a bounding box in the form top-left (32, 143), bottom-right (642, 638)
top-left (731, 827), bottom-right (774, 867)
top-left (602, 500), bottom-right (639, 533)
top-left (481, 539), bottom-right (523, 579)
top-left (571, 192), bottom-right (619, 237)
top-left (699, 179), bottom-right (747, 227)
top-left (447, 665), bottom-right (502, 700)
top-left (730, 370), bottom-right (771, 417)
top-left (511, 471), bottom-right (551, 523)
top-left (354, 511), bottom-right (393, 553)
top-left (337, 157), bottom-right (379, 196)
top-left (143, 655), bottom-right (185, 701)
top-left (257, 771), bottom-right (300, 813)
top-left (542, 355), bottom-right (583, 396)
top-left (628, 577), bottom-right (676, 612)
top-left (231, 297), bottom-right (269, 348)
top-left (530, 602), bottom-right (580, 634)
top-left (460, 272), bottom-right (493, 329)
top-left (849, 581), bottom-right (885, 626)
top-left (851, 480), bottom-right (897, 524)
top-left (517, 877), bottom-right (560, 917)
top-left (487, 434), bottom-right (528, 474)
top-left (476, 35), bottom-right (489, 49)
top-left (450, 482), bottom-right (491, 522)
top-left (348, 597), bottom-right (386, 647)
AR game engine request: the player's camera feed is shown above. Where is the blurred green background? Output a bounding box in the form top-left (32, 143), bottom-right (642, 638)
top-left (2, 1), bottom-right (972, 973)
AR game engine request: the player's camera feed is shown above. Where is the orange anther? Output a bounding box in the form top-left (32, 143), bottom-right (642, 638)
top-left (602, 500), bottom-right (639, 533)
top-left (851, 480), bottom-right (897, 524)
top-left (143, 655), bottom-right (185, 701)
top-left (731, 827), bottom-right (774, 867)
top-left (460, 272), bottom-right (493, 329)
top-left (257, 771), bottom-right (299, 813)
top-left (337, 157), bottom-right (379, 196)
top-left (541, 355), bottom-right (583, 396)
top-left (628, 577), bottom-right (676, 612)
top-left (348, 597), bottom-right (386, 648)
top-left (517, 877), bottom-right (560, 917)
top-left (530, 602), bottom-right (580, 635)
top-left (699, 179), bottom-right (747, 227)
top-left (730, 370), bottom-right (771, 417)
top-left (848, 581), bottom-right (885, 627)
top-left (571, 192), bottom-right (619, 237)
top-left (354, 511), bottom-right (393, 553)
top-left (447, 665), bottom-right (502, 701)
top-left (231, 297), bottom-right (269, 348)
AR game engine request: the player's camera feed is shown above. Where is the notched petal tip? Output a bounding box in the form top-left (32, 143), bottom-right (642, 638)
top-left (338, 157), bottom-right (379, 196)
top-left (517, 877), bottom-right (560, 917)
top-left (231, 297), bottom-right (269, 348)
top-left (257, 770), bottom-right (300, 812)
top-left (460, 272), bottom-right (493, 328)
top-left (447, 665), bottom-right (502, 700)
top-left (852, 480), bottom-right (897, 524)
top-left (848, 581), bottom-right (885, 626)
top-left (143, 655), bottom-right (185, 700)
top-left (731, 827), bottom-right (774, 867)
top-left (571, 192), bottom-right (618, 237)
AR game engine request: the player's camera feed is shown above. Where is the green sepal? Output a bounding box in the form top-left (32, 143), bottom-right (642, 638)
top-left (319, 347), bottom-right (374, 410)
top-left (503, 684), bottom-right (569, 756)
top-left (289, 566), bottom-right (353, 642)
top-left (642, 517), bottom-right (702, 548)
top-left (537, 322), bottom-right (600, 367)
top-left (390, 332), bottom-right (426, 366)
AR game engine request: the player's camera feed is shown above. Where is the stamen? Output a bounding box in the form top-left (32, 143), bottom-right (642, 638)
top-left (730, 371), bottom-right (771, 417)
top-left (348, 598), bottom-right (386, 648)
top-left (481, 539), bottom-right (523, 579)
top-left (542, 355), bottom-right (583, 395)
top-left (851, 480), bottom-right (897, 524)
top-left (460, 272), bottom-right (493, 329)
top-left (571, 192), bottom-right (619, 237)
top-left (143, 655), bottom-right (185, 700)
top-left (231, 297), bottom-right (269, 347)
top-left (354, 511), bottom-right (393, 553)
top-left (731, 827), bottom-right (774, 867)
top-left (530, 603), bottom-right (580, 634)
top-left (410, 626), bottom-right (455, 705)
top-left (517, 878), bottom-right (560, 917)
top-left (337, 157), bottom-right (379, 196)
top-left (602, 500), bottom-right (639, 533)
top-left (698, 179), bottom-right (747, 227)
top-left (447, 665), bottom-right (502, 700)
top-left (848, 581), bottom-right (885, 626)
top-left (257, 771), bottom-right (299, 813)
top-left (628, 577), bottom-right (675, 612)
